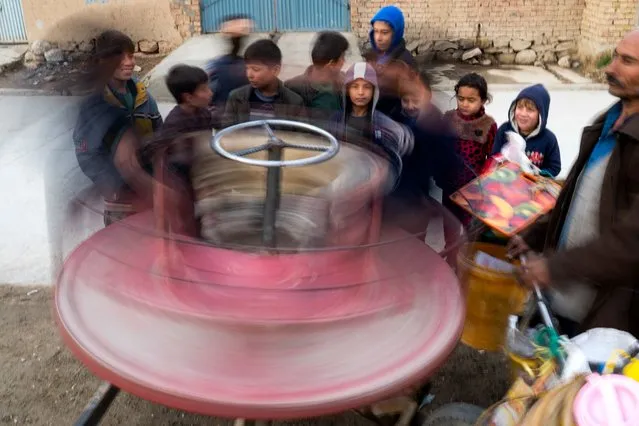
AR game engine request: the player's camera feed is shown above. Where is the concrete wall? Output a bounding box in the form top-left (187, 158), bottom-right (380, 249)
top-left (21, 0), bottom-right (183, 48)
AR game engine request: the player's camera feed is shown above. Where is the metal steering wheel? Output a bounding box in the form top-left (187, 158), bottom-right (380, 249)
top-left (211, 120), bottom-right (340, 167)
top-left (210, 120), bottom-right (340, 249)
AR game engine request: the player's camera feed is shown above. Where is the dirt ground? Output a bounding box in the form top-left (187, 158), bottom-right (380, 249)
top-left (0, 285), bottom-right (509, 426)
top-left (0, 54), bottom-right (165, 94)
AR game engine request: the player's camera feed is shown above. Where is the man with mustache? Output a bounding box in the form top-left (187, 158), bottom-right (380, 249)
top-left (508, 30), bottom-right (639, 338)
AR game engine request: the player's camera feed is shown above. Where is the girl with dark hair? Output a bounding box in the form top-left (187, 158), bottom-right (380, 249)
top-left (444, 73), bottom-right (497, 188)
top-left (442, 73), bottom-right (497, 257)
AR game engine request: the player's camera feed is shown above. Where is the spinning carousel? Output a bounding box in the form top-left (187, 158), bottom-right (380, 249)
top-left (54, 120), bottom-right (466, 425)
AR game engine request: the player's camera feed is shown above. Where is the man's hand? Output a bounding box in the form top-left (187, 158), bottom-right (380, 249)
top-left (506, 235), bottom-right (531, 259)
top-left (518, 254), bottom-right (551, 288)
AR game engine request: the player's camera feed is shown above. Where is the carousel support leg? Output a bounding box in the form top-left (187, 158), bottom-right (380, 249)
top-left (233, 419), bottom-right (272, 426)
top-left (262, 145), bottom-right (282, 248)
top-left (74, 382), bottom-right (120, 426)
top-left (369, 396), bottom-right (419, 426)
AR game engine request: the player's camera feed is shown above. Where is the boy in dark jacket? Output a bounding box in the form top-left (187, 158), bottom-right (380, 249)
top-left (73, 30), bottom-right (163, 226)
top-left (204, 15), bottom-right (253, 107)
top-left (224, 39), bottom-right (304, 126)
top-left (159, 65), bottom-right (215, 180)
top-left (364, 5), bottom-right (417, 115)
top-left (145, 64), bottom-right (215, 237)
top-left (492, 84), bottom-right (562, 177)
top-left (285, 31), bottom-right (349, 123)
top-left (163, 65), bottom-right (215, 136)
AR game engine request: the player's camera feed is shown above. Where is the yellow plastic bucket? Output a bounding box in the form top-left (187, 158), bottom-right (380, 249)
top-left (458, 243), bottom-right (530, 352)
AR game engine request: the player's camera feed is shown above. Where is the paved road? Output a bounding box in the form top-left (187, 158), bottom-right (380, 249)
top-left (0, 88), bottom-right (616, 285)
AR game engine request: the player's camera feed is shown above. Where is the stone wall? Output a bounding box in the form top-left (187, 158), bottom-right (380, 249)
top-left (400, 37), bottom-right (579, 69)
top-left (169, 0), bottom-right (203, 39)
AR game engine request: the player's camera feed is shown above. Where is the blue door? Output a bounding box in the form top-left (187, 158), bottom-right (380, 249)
top-left (201, 0), bottom-right (349, 32)
top-left (201, 0), bottom-right (276, 33)
top-left (0, 0), bottom-right (27, 43)
top-left (277, 0), bottom-right (349, 31)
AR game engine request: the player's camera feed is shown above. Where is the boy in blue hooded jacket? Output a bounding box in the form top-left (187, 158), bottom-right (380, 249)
top-left (364, 5), bottom-right (417, 116)
top-left (492, 84), bottom-right (562, 177)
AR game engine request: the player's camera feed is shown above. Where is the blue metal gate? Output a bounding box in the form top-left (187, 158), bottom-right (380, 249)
top-left (0, 0), bottom-right (27, 43)
top-left (277, 0), bottom-right (349, 31)
top-left (201, 0), bottom-right (276, 32)
top-left (201, 0), bottom-right (349, 33)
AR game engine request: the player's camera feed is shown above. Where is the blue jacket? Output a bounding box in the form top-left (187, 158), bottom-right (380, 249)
top-left (365, 6), bottom-right (416, 116)
top-left (367, 6), bottom-right (416, 68)
top-left (204, 54), bottom-right (249, 105)
top-left (492, 84), bottom-right (561, 177)
top-left (73, 79), bottom-right (162, 195)
top-left (330, 62), bottom-right (414, 188)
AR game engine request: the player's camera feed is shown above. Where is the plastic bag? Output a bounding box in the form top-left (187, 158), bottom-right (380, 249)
top-left (506, 316), bottom-right (536, 359)
top-left (571, 328), bottom-right (639, 373)
top-left (501, 131), bottom-right (537, 175)
top-left (560, 340), bottom-right (592, 384)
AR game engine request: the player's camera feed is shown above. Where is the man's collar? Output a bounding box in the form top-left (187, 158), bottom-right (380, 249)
top-left (616, 112), bottom-right (639, 143)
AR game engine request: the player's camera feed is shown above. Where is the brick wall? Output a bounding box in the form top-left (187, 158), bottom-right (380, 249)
top-left (350, 0), bottom-right (636, 58)
top-left (350, 0), bottom-right (584, 44)
top-left (579, 0), bottom-right (637, 56)
top-left (169, 0), bottom-right (203, 39)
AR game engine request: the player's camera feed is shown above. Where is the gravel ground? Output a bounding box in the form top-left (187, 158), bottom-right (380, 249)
top-left (0, 54), bottom-right (164, 94)
top-left (0, 285), bottom-right (509, 425)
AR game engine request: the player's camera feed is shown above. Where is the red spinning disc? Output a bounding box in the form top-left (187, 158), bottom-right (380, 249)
top-left (55, 212), bottom-right (464, 419)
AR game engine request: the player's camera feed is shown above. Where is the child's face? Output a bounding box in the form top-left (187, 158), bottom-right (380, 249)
top-left (372, 21), bottom-right (393, 53)
top-left (401, 85), bottom-right (431, 117)
top-left (184, 83), bottom-right (213, 109)
top-left (246, 62), bottom-right (281, 90)
top-left (514, 98), bottom-right (539, 134)
top-left (348, 79), bottom-right (374, 108)
top-left (112, 52), bottom-right (135, 81)
top-left (456, 86), bottom-right (484, 117)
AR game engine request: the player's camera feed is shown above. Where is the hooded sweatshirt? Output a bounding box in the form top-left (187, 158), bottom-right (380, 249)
top-left (365, 6), bottom-right (417, 116)
top-left (368, 6), bottom-right (416, 68)
top-left (492, 84), bottom-right (561, 177)
top-left (331, 62), bottom-right (414, 187)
